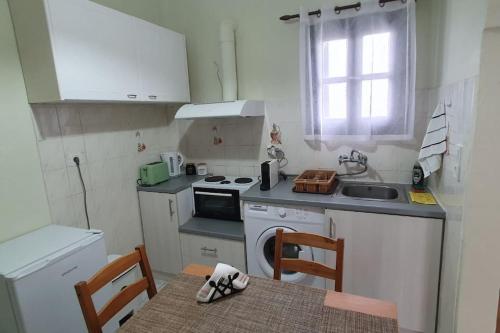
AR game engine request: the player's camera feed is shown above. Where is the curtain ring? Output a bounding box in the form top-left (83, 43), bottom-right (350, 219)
top-left (379, 2), bottom-right (385, 7)
top-left (355, 4), bottom-right (361, 11)
top-left (334, 8), bottom-right (341, 14)
top-left (317, 12), bottom-right (321, 18)
top-left (401, 0), bottom-right (407, 3)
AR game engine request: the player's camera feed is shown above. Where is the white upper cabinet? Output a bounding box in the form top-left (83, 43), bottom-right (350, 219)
top-left (136, 20), bottom-right (190, 103)
top-left (9, 0), bottom-right (190, 103)
top-left (47, 0), bottom-right (142, 101)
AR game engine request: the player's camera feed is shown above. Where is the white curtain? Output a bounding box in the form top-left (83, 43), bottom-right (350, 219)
top-left (299, 0), bottom-right (416, 141)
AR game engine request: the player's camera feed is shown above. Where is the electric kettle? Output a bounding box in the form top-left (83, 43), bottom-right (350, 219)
top-left (160, 152), bottom-right (185, 177)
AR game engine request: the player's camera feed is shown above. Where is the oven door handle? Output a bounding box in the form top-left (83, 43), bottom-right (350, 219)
top-left (194, 191), bottom-right (233, 197)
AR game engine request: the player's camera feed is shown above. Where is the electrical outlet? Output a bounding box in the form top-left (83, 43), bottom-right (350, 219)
top-left (67, 152), bottom-right (85, 167)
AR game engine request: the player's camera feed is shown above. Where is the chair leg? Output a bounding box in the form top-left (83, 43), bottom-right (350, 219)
top-left (335, 238), bottom-right (344, 292)
top-left (136, 245), bottom-right (157, 298)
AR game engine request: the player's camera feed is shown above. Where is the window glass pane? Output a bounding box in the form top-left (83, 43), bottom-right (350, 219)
top-left (327, 83), bottom-right (347, 119)
top-left (362, 79), bottom-right (389, 118)
top-left (362, 33), bottom-right (390, 74)
top-left (326, 39), bottom-right (347, 78)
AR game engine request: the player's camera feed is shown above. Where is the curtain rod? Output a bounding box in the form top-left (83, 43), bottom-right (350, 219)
top-left (279, 0), bottom-right (410, 21)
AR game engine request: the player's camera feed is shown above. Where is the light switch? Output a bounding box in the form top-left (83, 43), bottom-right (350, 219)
top-left (454, 144), bottom-right (464, 182)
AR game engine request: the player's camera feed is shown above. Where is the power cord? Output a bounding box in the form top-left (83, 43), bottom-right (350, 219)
top-left (73, 156), bottom-right (91, 230)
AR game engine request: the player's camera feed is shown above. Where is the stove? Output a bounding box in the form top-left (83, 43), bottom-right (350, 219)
top-left (191, 175), bottom-right (259, 221)
top-left (192, 176), bottom-right (259, 193)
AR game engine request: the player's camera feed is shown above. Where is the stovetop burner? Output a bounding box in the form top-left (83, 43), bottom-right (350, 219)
top-left (220, 180), bottom-right (231, 184)
top-left (234, 177), bottom-right (253, 184)
top-left (205, 176), bottom-right (226, 182)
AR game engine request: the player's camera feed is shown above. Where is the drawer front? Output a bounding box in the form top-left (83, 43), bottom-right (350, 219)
top-left (180, 234), bottom-right (246, 272)
top-left (111, 265), bottom-right (148, 326)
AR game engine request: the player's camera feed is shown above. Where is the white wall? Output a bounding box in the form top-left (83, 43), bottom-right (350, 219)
top-left (424, 1), bottom-right (489, 331)
top-left (165, 0), bottom-right (435, 182)
top-left (455, 2), bottom-right (500, 330)
top-left (0, 0), bottom-right (51, 242)
top-left (92, 0), bottom-right (165, 26)
top-left (433, 0), bottom-right (488, 87)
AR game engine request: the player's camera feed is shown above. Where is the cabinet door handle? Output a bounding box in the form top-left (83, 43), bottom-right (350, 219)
top-left (168, 199), bottom-right (174, 217)
top-left (329, 217), bottom-right (336, 238)
top-left (148, 95), bottom-right (157, 100)
top-left (127, 94), bottom-right (137, 99)
top-left (201, 246), bottom-right (217, 256)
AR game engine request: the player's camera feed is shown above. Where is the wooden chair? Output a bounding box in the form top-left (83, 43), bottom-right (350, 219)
top-left (74, 245), bottom-right (157, 333)
top-left (496, 289), bottom-right (500, 333)
top-left (273, 228), bottom-right (344, 292)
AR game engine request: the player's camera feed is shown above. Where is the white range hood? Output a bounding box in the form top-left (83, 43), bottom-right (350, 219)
top-left (175, 21), bottom-right (264, 120)
top-left (175, 100), bottom-right (264, 119)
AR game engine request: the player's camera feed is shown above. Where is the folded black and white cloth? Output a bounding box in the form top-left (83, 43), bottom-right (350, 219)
top-left (196, 263), bottom-right (249, 303)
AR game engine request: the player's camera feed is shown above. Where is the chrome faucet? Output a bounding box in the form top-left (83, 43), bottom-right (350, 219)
top-left (338, 149), bottom-right (368, 166)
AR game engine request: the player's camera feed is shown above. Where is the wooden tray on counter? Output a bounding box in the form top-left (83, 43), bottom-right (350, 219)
top-left (293, 170), bottom-right (337, 194)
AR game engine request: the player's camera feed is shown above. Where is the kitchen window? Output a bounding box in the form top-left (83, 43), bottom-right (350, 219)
top-left (300, 1), bottom-right (416, 141)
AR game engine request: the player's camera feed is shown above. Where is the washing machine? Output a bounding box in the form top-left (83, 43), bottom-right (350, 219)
top-left (244, 202), bottom-right (328, 289)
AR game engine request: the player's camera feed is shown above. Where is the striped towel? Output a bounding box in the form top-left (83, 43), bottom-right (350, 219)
top-left (418, 103), bottom-right (447, 178)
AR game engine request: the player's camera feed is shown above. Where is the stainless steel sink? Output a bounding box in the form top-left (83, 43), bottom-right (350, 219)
top-left (335, 182), bottom-right (408, 203)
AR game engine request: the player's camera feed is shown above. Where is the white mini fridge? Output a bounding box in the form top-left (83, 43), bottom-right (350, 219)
top-left (0, 225), bottom-right (118, 333)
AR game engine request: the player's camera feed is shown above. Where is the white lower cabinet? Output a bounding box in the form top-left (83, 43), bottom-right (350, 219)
top-left (139, 188), bottom-right (193, 276)
top-left (180, 233), bottom-right (246, 272)
top-left (325, 209), bottom-right (443, 333)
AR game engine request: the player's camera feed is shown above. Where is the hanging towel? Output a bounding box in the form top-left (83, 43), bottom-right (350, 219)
top-left (418, 103), bottom-right (447, 178)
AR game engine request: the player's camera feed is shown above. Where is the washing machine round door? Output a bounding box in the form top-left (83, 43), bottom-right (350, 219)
top-left (255, 226), bottom-right (313, 283)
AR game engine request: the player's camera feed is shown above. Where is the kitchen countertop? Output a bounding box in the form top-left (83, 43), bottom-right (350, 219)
top-left (137, 175), bottom-right (205, 194)
top-left (178, 217), bottom-right (244, 241)
top-left (241, 178), bottom-right (446, 220)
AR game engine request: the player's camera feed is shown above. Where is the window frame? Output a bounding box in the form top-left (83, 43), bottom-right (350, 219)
top-left (305, 8), bottom-right (413, 140)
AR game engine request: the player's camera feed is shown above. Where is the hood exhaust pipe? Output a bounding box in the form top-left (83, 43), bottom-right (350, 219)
top-left (175, 19), bottom-right (264, 120)
top-left (219, 20), bottom-right (237, 102)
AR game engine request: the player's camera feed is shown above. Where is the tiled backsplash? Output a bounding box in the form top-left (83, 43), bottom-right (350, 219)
top-left (32, 103), bottom-right (179, 255)
top-left (177, 90), bottom-right (431, 183)
top-left (30, 86), bottom-right (463, 258)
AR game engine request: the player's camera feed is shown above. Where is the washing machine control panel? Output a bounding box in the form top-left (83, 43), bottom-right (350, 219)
top-left (245, 203), bottom-right (326, 224)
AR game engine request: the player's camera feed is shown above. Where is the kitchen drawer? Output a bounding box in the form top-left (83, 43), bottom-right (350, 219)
top-left (180, 233), bottom-right (246, 272)
top-left (108, 256), bottom-right (147, 327)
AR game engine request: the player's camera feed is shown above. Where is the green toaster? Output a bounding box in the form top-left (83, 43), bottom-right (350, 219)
top-left (139, 162), bottom-right (169, 186)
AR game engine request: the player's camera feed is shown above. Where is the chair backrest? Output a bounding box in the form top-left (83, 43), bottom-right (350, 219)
top-left (273, 228), bottom-right (344, 292)
top-left (75, 245), bottom-right (157, 333)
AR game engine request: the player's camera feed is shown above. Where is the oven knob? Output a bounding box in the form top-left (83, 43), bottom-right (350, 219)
top-left (278, 208), bottom-right (286, 218)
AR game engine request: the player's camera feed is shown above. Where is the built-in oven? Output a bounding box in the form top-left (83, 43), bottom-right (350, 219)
top-left (193, 187), bottom-right (242, 221)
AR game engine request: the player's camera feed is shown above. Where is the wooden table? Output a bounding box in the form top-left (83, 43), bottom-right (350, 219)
top-left (119, 264), bottom-right (398, 332)
top-left (184, 264), bottom-right (398, 320)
